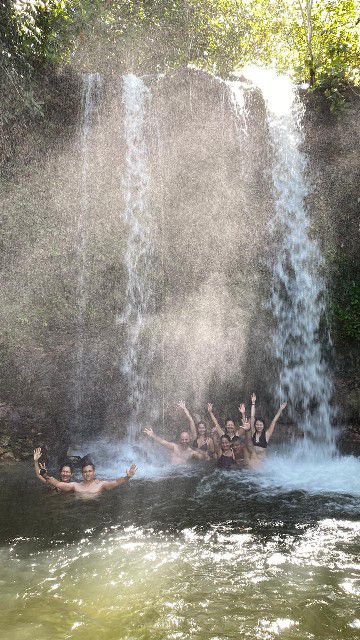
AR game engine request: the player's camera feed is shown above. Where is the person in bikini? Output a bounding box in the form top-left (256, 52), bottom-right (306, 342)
top-left (178, 401), bottom-right (215, 457)
top-left (42, 461), bottom-right (137, 495)
top-left (239, 393), bottom-right (287, 469)
top-left (216, 434), bottom-right (237, 470)
top-left (143, 427), bottom-right (208, 464)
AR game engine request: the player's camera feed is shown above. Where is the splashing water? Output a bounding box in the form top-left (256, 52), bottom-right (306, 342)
top-left (243, 66), bottom-right (334, 448)
top-left (74, 73), bottom-right (102, 431)
top-left (119, 75), bottom-right (154, 440)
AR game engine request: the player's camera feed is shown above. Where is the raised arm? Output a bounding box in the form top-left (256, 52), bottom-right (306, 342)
top-left (144, 427), bottom-right (175, 451)
top-left (207, 403), bottom-right (224, 437)
top-left (242, 419), bottom-right (254, 455)
top-left (238, 403), bottom-right (247, 434)
top-left (101, 464), bottom-right (137, 491)
top-left (178, 401), bottom-right (197, 441)
top-left (250, 393), bottom-right (256, 431)
top-left (45, 476), bottom-right (76, 492)
top-left (33, 448), bottom-right (47, 484)
top-left (266, 402), bottom-right (287, 442)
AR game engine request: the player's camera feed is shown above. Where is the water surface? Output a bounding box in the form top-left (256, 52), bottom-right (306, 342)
top-left (1, 460), bottom-right (359, 640)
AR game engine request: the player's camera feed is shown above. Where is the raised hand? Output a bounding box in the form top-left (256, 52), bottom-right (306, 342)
top-left (239, 403), bottom-right (246, 415)
top-left (178, 401), bottom-right (186, 411)
top-left (280, 402), bottom-right (287, 412)
top-left (126, 463), bottom-right (137, 478)
top-left (242, 419), bottom-right (251, 431)
top-left (144, 427), bottom-right (154, 438)
top-left (33, 447), bottom-right (42, 462)
top-left (207, 403), bottom-right (213, 413)
top-left (251, 393), bottom-right (256, 405)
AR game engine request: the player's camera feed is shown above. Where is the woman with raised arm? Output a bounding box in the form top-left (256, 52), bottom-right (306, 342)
top-left (33, 448), bottom-right (73, 490)
top-left (239, 396), bottom-right (288, 468)
top-left (207, 403), bottom-right (243, 442)
top-left (178, 402), bottom-right (215, 456)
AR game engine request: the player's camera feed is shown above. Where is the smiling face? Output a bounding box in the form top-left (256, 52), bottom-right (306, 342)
top-left (179, 432), bottom-right (190, 448)
top-left (197, 422), bottom-right (206, 436)
top-left (59, 465), bottom-right (72, 482)
top-left (221, 436), bottom-right (231, 453)
top-left (82, 464), bottom-right (96, 482)
top-left (255, 420), bottom-right (265, 434)
top-left (231, 441), bottom-right (243, 455)
top-left (225, 420), bottom-right (235, 437)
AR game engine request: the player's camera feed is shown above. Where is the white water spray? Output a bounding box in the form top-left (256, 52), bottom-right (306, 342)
top-left (120, 75), bottom-right (154, 440)
top-left (74, 73), bottom-right (102, 430)
top-left (242, 66), bottom-right (334, 448)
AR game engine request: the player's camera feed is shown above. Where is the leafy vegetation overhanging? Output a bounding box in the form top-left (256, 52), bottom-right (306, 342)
top-left (1, 0), bottom-right (360, 125)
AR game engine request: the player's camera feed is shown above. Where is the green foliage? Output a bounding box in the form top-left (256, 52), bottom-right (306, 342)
top-left (1, 0), bottom-right (359, 123)
top-left (332, 278), bottom-right (360, 342)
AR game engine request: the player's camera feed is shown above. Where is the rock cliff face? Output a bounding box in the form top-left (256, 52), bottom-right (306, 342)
top-left (305, 93), bottom-right (360, 426)
top-left (0, 69), bottom-right (359, 456)
top-left (0, 403), bottom-right (68, 463)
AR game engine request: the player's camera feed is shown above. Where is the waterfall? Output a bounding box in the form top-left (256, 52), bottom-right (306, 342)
top-left (120, 74), bottom-right (154, 440)
top-left (73, 73), bottom-right (102, 431)
top-left (243, 66), bottom-right (334, 447)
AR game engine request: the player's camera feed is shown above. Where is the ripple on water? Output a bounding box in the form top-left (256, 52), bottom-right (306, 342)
top-left (0, 519), bottom-right (359, 639)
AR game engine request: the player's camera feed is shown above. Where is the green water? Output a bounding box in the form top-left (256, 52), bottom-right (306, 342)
top-left (1, 463), bottom-right (359, 639)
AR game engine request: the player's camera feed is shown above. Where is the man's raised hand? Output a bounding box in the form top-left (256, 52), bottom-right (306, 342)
top-left (207, 403), bottom-right (213, 413)
top-left (251, 393), bottom-right (256, 405)
top-left (33, 447), bottom-right (42, 462)
top-left (126, 463), bottom-right (137, 478)
top-left (280, 402), bottom-right (288, 412)
top-left (178, 401), bottom-right (186, 411)
top-left (144, 427), bottom-right (154, 438)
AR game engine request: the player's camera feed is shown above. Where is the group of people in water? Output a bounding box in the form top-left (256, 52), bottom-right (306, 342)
top-left (33, 393), bottom-right (287, 496)
top-left (144, 393), bottom-right (287, 470)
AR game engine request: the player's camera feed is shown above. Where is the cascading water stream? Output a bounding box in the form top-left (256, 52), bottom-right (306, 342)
top-left (120, 74), bottom-right (154, 441)
top-left (243, 66), bottom-right (335, 453)
top-left (73, 73), bottom-right (102, 432)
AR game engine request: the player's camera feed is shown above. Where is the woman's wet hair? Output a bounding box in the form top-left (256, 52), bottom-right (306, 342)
top-left (59, 462), bottom-right (73, 474)
top-left (220, 434), bottom-right (231, 443)
top-left (255, 416), bottom-right (267, 429)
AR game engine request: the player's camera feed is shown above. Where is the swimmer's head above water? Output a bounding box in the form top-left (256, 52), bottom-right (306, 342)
top-left (225, 419), bottom-right (236, 437)
top-left (179, 431), bottom-right (191, 448)
top-left (254, 418), bottom-right (266, 433)
top-left (82, 462), bottom-right (96, 482)
top-left (220, 435), bottom-right (231, 452)
top-left (196, 421), bottom-right (207, 436)
top-left (59, 464), bottom-right (73, 482)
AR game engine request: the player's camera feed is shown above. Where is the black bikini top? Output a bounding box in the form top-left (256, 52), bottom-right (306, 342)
top-left (252, 431), bottom-right (268, 448)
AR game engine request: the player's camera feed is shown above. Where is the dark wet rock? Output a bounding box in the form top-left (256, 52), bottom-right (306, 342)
top-left (337, 425), bottom-right (360, 457)
top-left (0, 402), bottom-right (69, 463)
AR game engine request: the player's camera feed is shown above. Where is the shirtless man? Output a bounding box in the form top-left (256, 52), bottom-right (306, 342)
top-left (143, 427), bottom-right (208, 465)
top-left (43, 461), bottom-right (137, 495)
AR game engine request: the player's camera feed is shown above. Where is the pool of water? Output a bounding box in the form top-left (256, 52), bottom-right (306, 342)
top-left (1, 455), bottom-right (359, 640)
